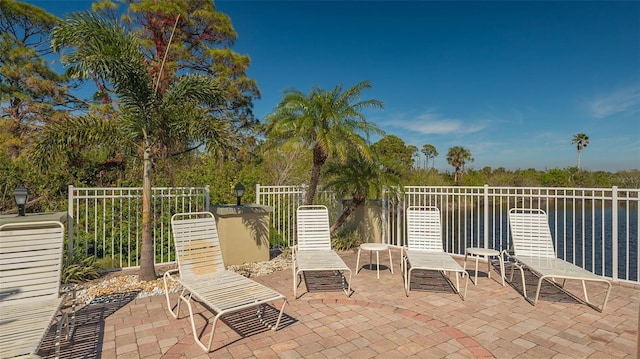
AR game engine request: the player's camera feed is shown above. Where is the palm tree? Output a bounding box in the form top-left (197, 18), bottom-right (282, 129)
top-left (421, 144), bottom-right (438, 170)
top-left (264, 81), bottom-right (384, 205)
top-left (323, 151), bottom-right (400, 233)
top-left (446, 146), bottom-right (474, 185)
top-left (571, 133), bottom-right (589, 170)
top-left (34, 12), bottom-right (225, 281)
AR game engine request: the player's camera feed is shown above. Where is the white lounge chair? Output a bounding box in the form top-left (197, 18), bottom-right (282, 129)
top-left (506, 208), bottom-right (612, 312)
top-left (0, 221), bottom-right (75, 359)
top-left (403, 206), bottom-right (468, 299)
top-left (164, 212), bottom-right (288, 352)
top-left (292, 205), bottom-right (353, 299)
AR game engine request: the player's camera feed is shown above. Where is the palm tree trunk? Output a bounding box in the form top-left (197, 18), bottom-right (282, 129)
top-left (139, 146), bottom-right (157, 281)
top-left (305, 145), bottom-right (328, 205)
top-left (305, 162), bottom-right (322, 205)
top-left (330, 195), bottom-right (365, 233)
top-left (577, 150), bottom-right (582, 170)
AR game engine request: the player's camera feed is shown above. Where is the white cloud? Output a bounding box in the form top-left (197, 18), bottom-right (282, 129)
top-left (388, 109), bottom-right (486, 135)
top-left (588, 84), bottom-right (640, 119)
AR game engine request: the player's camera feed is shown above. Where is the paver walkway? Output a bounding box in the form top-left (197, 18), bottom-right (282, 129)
top-left (39, 249), bottom-right (639, 358)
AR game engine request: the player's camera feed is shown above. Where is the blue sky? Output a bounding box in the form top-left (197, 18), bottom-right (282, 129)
top-left (25, 1), bottom-right (640, 172)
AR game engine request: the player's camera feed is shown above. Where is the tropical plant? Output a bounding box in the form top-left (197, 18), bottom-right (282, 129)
top-left (264, 80), bottom-right (384, 205)
top-left (446, 146), bottom-right (474, 185)
top-left (323, 149), bottom-right (401, 233)
top-left (331, 228), bottom-right (363, 251)
top-left (62, 251), bottom-right (101, 284)
top-left (33, 12), bottom-right (227, 281)
top-left (421, 144), bottom-right (438, 169)
top-left (572, 133), bottom-right (589, 170)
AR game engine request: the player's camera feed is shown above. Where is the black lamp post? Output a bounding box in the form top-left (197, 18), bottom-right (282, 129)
top-left (13, 185), bottom-right (29, 216)
top-left (234, 183), bottom-right (245, 206)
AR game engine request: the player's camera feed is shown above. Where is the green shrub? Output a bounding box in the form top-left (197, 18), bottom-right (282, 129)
top-left (62, 252), bottom-right (101, 284)
top-left (331, 229), bottom-right (362, 251)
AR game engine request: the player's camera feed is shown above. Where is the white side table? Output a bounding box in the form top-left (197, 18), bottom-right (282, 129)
top-left (463, 247), bottom-right (505, 286)
top-left (356, 243), bottom-right (393, 279)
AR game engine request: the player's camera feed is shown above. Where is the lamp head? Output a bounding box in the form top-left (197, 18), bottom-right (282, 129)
top-left (234, 183), bottom-right (245, 206)
top-left (13, 185), bottom-right (29, 216)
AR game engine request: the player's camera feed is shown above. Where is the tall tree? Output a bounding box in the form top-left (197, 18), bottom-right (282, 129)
top-left (0, 0), bottom-right (77, 159)
top-left (324, 150), bottom-right (400, 233)
top-left (37, 12), bottom-right (225, 281)
top-left (421, 144), bottom-right (438, 170)
top-left (118, 0), bottom-right (260, 137)
top-left (371, 135), bottom-right (414, 178)
top-left (408, 145), bottom-right (419, 169)
top-left (572, 133), bottom-right (589, 170)
top-left (264, 80), bottom-right (384, 205)
top-left (446, 146), bottom-right (474, 185)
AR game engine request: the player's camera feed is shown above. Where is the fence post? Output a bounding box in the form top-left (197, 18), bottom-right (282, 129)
top-left (205, 185), bottom-right (210, 211)
top-left (484, 184), bottom-right (489, 249)
top-left (67, 185), bottom-right (74, 258)
top-left (612, 186), bottom-right (618, 280)
top-left (381, 186), bottom-right (387, 245)
top-left (256, 184), bottom-right (261, 205)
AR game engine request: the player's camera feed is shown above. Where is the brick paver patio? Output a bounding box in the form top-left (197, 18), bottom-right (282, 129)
top-left (40, 249), bottom-right (639, 358)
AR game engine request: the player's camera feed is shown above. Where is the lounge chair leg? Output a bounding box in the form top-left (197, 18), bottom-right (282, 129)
top-left (164, 272), bottom-right (183, 319)
top-left (463, 272), bottom-right (469, 299)
top-left (533, 277), bottom-right (544, 306)
top-left (205, 313), bottom-right (222, 352)
top-left (55, 312), bottom-right (68, 359)
top-left (405, 266), bottom-right (412, 297)
top-left (599, 282), bottom-right (612, 312)
top-left (343, 270), bottom-right (353, 297)
top-left (518, 265), bottom-right (528, 299)
top-left (292, 265), bottom-right (297, 299)
top-left (272, 299), bottom-right (287, 330)
top-left (581, 280), bottom-right (589, 305)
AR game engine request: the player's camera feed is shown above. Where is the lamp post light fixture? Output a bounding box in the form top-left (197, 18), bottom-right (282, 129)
top-left (234, 183), bottom-right (245, 206)
top-left (13, 185), bottom-right (29, 216)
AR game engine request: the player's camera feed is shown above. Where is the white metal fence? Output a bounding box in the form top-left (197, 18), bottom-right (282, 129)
top-left (382, 185), bottom-right (639, 283)
top-left (66, 184), bottom-right (639, 284)
top-left (67, 185), bottom-right (209, 269)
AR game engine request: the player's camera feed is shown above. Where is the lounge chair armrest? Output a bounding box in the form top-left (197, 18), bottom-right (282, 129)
top-left (501, 249), bottom-right (515, 261)
top-left (164, 268), bottom-right (180, 280)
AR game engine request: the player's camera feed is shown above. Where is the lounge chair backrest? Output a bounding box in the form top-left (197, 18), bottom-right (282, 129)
top-left (0, 221), bottom-right (65, 302)
top-left (508, 208), bottom-right (556, 258)
top-left (171, 212), bottom-right (225, 279)
top-left (406, 206), bottom-right (444, 251)
top-left (296, 205), bottom-right (332, 251)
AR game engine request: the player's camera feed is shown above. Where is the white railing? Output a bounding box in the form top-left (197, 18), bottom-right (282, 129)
top-left (256, 184), bottom-right (337, 248)
top-left (382, 185), bottom-right (639, 283)
top-left (68, 185), bottom-right (209, 269)
top-left (66, 183), bottom-right (639, 284)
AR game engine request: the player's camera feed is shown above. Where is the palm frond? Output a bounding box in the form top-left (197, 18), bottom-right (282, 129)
top-left (52, 11), bottom-right (153, 109)
top-left (29, 115), bottom-right (128, 168)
